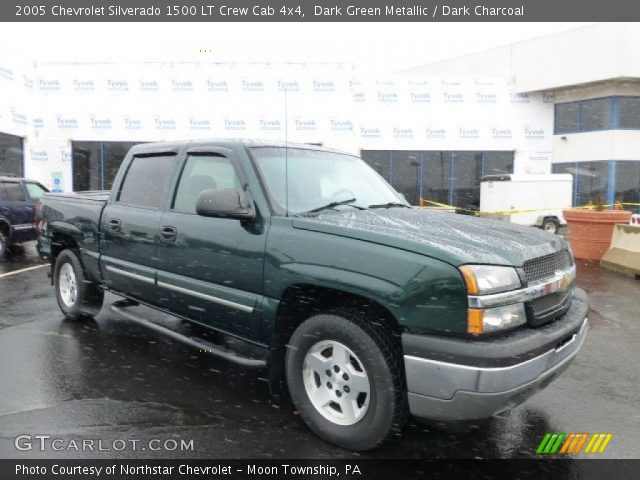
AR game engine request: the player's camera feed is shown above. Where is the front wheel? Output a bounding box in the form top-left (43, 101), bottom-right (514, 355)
top-left (285, 309), bottom-right (407, 450)
top-left (54, 249), bottom-right (104, 320)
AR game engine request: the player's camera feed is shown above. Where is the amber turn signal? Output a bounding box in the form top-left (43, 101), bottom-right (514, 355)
top-left (467, 309), bottom-right (484, 334)
top-left (460, 265), bottom-right (479, 295)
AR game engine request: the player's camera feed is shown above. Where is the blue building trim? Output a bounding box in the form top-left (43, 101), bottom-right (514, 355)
top-left (449, 151), bottom-right (456, 206)
top-left (574, 162), bottom-right (579, 207)
top-left (606, 161), bottom-right (617, 208)
top-left (418, 152), bottom-right (424, 200)
top-left (70, 143), bottom-right (75, 191)
top-left (100, 142), bottom-right (105, 190)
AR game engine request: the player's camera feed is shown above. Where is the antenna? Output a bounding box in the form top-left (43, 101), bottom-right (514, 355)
top-left (284, 87), bottom-right (289, 216)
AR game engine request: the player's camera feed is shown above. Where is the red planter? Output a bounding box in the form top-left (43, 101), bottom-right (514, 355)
top-left (563, 209), bottom-right (632, 260)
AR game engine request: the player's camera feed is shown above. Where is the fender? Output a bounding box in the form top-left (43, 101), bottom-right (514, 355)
top-left (264, 217), bottom-right (469, 334)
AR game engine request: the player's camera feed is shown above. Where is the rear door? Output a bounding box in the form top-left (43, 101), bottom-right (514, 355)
top-left (0, 181), bottom-right (31, 234)
top-left (155, 147), bottom-right (267, 340)
top-left (100, 150), bottom-right (178, 304)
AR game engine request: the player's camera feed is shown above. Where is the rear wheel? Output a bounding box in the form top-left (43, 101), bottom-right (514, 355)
top-left (54, 250), bottom-right (104, 320)
top-left (286, 308), bottom-right (407, 450)
top-left (541, 217), bottom-right (559, 234)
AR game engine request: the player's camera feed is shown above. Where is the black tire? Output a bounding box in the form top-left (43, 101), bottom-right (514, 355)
top-left (286, 308), bottom-right (408, 451)
top-left (541, 217), bottom-right (559, 234)
top-left (0, 232), bottom-right (7, 260)
top-left (54, 249), bottom-right (104, 320)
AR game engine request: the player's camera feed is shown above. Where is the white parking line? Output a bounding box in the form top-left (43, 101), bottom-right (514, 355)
top-left (0, 264), bottom-right (48, 279)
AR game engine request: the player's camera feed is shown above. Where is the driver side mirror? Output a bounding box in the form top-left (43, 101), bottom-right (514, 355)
top-left (195, 188), bottom-right (256, 221)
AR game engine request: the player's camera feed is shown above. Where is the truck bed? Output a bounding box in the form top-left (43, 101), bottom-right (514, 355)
top-left (43, 190), bottom-right (110, 203)
top-left (39, 191), bottom-right (110, 266)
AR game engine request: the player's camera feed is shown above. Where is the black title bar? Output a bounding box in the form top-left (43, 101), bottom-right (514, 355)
top-left (3, 0), bottom-right (640, 22)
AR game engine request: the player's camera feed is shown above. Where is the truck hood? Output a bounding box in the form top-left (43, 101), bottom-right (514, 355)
top-left (292, 209), bottom-right (568, 267)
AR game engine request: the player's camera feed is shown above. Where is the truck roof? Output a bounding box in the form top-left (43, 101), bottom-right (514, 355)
top-left (0, 175), bottom-right (41, 183)
top-left (128, 139), bottom-right (352, 156)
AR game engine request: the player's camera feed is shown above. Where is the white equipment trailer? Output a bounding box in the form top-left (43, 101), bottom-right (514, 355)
top-left (479, 174), bottom-right (573, 234)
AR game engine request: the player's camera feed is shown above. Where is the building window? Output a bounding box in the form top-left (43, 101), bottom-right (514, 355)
top-left (552, 160), bottom-right (640, 212)
top-left (422, 151), bottom-right (451, 206)
top-left (618, 97), bottom-right (640, 129)
top-left (483, 151), bottom-right (514, 176)
top-left (361, 150), bottom-right (514, 207)
top-left (554, 96), bottom-right (640, 134)
top-left (555, 102), bottom-right (581, 134)
top-left (72, 141), bottom-right (146, 191)
top-left (388, 151), bottom-right (422, 205)
top-left (580, 98), bottom-right (612, 132)
top-left (0, 132), bottom-right (24, 177)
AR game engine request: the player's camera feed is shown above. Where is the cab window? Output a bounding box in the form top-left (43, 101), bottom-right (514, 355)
top-left (117, 154), bottom-right (175, 209)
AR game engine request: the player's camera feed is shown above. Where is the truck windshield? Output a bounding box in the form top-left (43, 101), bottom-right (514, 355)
top-left (250, 147), bottom-right (407, 215)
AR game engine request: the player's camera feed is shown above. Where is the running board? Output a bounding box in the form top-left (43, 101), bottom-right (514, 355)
top-left (110, 304), bottom-right (267, 368)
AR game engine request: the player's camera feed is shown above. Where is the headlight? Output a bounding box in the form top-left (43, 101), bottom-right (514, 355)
top-left (467, 304), bottom-right (527, 334)
top-left (459, 265), bottom-right (521, 295)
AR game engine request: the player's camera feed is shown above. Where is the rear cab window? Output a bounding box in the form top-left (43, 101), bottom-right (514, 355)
top-left (116, 154), bottom-right (175, 209)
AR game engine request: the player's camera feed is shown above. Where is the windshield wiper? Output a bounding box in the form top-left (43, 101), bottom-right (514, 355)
top-left (368, 202), bottom-right (411, 209)
top-left (303, 198), bottom-right (364, 214)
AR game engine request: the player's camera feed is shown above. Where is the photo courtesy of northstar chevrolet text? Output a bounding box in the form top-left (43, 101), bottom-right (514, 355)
top-left (0, 1), bottom-right (638, 478)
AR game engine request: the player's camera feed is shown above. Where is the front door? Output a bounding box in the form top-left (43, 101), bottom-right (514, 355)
top-left (156, 149), bottom-right (267, 341)
top-left (100, 152), bottom-right (177, 304)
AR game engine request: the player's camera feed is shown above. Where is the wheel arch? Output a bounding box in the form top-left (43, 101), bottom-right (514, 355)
top-left (0, 218), bottom-right (11, 238)
top-left (268, 282), bottom-right (403, 388)
top-left (50, 231), bottom-right (80, 261)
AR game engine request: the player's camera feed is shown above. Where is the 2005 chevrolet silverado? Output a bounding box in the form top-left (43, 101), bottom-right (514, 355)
top-left (37, 140), bottom-right (588, 450)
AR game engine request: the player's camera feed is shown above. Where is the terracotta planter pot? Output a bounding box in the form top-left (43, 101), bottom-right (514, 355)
top-left (563, 209), bottom-right (632, 260)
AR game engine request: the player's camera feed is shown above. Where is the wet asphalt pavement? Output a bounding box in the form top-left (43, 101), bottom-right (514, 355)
top-left (0, 243), bottom-right (638, 460)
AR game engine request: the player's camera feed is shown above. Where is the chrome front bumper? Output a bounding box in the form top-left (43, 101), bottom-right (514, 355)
top-left (404, 314), bottom-right (588, 421)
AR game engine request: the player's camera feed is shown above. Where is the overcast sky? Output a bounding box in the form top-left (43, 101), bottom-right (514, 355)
top-left (1, 22), bottom-right (594, 73)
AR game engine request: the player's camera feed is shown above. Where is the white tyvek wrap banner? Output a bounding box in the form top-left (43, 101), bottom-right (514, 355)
top-left (0, 59), bottom-right (554, 191)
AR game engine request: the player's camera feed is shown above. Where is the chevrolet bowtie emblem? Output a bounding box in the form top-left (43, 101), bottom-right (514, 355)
top-left (558, 270), bottom-right (573, 291)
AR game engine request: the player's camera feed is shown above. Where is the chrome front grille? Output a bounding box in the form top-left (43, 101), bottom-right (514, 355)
top-left (523, 250), bottom-right (571, 285)
top-left (523, 250), bottom-right (573, 326)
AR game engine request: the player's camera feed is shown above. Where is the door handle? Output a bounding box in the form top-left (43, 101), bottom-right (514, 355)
top-left (160, 226), bottom-right (177, 243)
top-left (108, 219), bottom-right (122, 231)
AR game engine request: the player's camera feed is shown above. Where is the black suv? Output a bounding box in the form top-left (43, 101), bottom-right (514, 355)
top-left (0, 175), bottom-right (48, 259)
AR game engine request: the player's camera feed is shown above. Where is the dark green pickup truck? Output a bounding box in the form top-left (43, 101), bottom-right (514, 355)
top-left (37, 140), bottom-right (588, 450)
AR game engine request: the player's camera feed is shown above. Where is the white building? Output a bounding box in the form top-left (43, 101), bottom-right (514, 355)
top-left (1, 23), bottom-right (638, 209)
top-left (405, 23), bottom-right (640, 208)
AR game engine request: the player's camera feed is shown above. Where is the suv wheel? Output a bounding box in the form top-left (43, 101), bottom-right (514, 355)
top-left (54, 250), bottom-right (104, 320)
top-left (286, 309), bottom-right (407, 450)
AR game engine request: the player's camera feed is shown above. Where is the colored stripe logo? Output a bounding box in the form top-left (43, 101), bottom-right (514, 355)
top-left (537, 433), bottom-right (613, 455)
